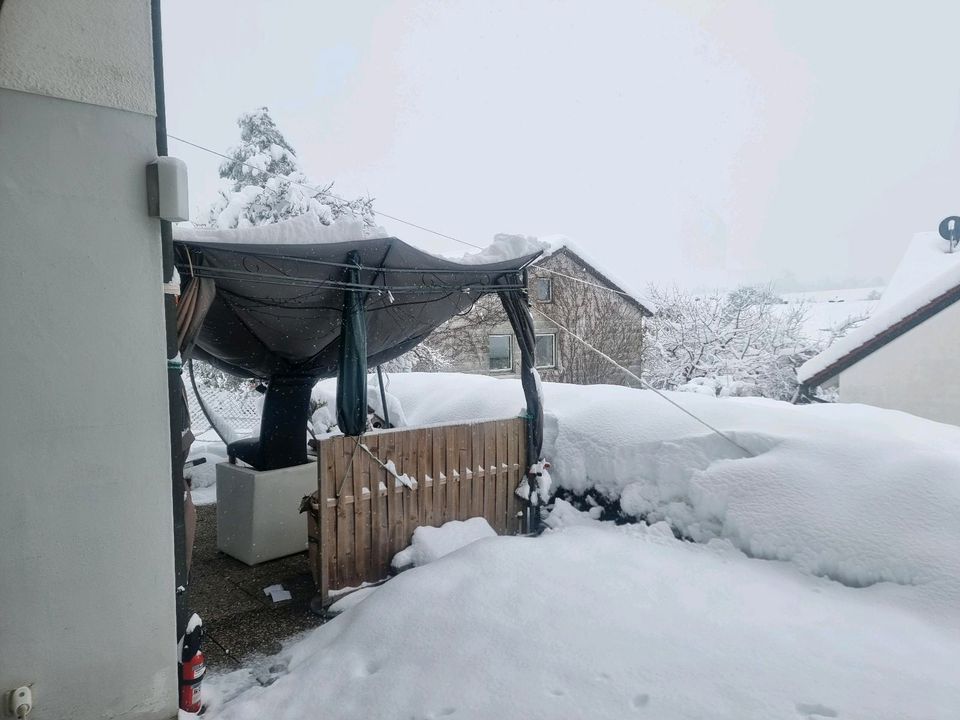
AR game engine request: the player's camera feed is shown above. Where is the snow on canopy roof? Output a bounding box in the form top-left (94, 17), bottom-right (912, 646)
top-left (173, 212), bottom-right (375, 245)
top-left (798, 232), bottom-right (960, 385)
top-left (175, 214), bottom-right (552, 268)
top-left (460, 233), bottom-right (656, 314)
top-left (172, 215), bottom-right (542, 380)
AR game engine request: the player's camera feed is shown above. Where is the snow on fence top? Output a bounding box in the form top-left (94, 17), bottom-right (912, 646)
top-left (797, 231), bottom-right (960, 384)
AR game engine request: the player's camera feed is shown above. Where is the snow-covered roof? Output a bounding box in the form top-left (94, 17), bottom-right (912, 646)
top-left (798, 232), bottom-right (960, 385)
top-left (539, 236), bottom-right (657, 314)
top-left (473, 234), bottom-right (656, 314)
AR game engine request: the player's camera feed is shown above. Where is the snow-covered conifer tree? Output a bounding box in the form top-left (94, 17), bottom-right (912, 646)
top-left (207, 107), bottom-right (375, 230)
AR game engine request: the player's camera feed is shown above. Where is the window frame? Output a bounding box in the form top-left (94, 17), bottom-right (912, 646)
top-left (534, 332), bottom-right (557, 369)
top-left (488, 333), bottom-right (514, 373)
top-left (533, 276), bottom-right (553, 303)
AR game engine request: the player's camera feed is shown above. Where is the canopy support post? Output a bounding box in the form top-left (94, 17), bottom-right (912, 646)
top-left (497, 273), bottom-right (544, 532)
top-left (337, 251), bottom-right (369, 437)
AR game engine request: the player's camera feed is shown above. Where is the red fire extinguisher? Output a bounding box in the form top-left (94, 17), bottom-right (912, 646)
top-left (179, 613), bottom-right (205, 714)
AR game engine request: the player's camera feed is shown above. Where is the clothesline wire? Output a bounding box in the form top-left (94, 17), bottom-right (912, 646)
top-left (180, 243), bottom-right (527, 277)
top-left (177, 264), bottom-right (525, 295)
top-left (534, 265), bottom-right (646, 304)
top-left (531, 306), bottom-right (755, 458)
top-left (171, 132), bottom-right (726, 454)
top-left (167, 133), bottom-right (646, 305)
top-left (168, 133), bottom-right (485, 250)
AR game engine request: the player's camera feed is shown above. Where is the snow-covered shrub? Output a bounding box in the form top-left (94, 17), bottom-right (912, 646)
top-left (643, 285), bottom-right (816, 401)
top-left (379, 343), bottom-right (449, 373)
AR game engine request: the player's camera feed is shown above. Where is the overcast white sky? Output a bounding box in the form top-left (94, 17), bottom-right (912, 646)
top-left (162, 0), bottom-right (960, 290)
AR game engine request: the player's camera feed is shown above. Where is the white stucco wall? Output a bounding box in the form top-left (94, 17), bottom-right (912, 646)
top-left (0, 2), bottom-right (177, 719)
top-left (838, 300), bottom-right (960, 427)
top-left (0, 0), bottom-right (156, 114)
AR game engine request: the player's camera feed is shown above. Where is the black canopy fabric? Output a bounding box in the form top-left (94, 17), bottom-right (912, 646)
top-left (173, 234), bottom-right (541, 471)
top-left (173, 237), bottom-right (538, 380)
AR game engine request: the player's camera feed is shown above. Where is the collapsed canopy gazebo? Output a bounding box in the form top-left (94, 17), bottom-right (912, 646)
top-left (172, 214), bottom-right (544, 479)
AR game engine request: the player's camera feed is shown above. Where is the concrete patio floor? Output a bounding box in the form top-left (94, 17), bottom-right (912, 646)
top-left (189, 503), bottom-right (325, 670)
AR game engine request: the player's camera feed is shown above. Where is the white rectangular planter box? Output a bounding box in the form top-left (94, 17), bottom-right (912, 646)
top-left (215, 460), bottom-right (318, 565)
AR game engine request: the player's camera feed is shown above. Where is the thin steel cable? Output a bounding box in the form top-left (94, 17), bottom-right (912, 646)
top-left (168, 133), bottom-right (485, 250)
top-left (176, 263), bottom-right (524, 294)
top-left (169, 133), bottom-right (654, 312)
top-left (531, 306), bottom-right (755, 457)
top-left (181, 243), bottom-right (515, 276)
top-left (535, 265), bottom-right (647, 304)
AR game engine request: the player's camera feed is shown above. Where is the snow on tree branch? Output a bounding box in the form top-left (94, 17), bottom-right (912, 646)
top-left (642, 285), bottom-right (817, 401)
top-left (206, 107), bottom-right (376, 230)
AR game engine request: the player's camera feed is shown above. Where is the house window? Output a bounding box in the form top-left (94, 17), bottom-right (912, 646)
top-left (535, 333), bottom-right (557, 368)
top-left (534, 276), bottom-right (553, 303)
top-left (488, 334), bottom-right (513, 372)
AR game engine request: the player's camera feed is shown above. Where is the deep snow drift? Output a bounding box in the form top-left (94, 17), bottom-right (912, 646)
top-left (367, 372), bottom-right (960, 627)
top-left (391, 517), bottom-right (496, 570)
top-left (206, 518), bottom-right (959, 720)
top-left (202, 374), bottom-right (960, 719)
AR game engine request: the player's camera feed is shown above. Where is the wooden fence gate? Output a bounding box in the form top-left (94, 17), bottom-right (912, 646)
top-left (307, 416), bottom-right (528, 603)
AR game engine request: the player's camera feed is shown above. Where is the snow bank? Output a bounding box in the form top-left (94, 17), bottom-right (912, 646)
top-left (779, 286), bottom-right (881, 345)
top-left (448, 232), bottom-right (548, 265)
top-left (176, 217), bottom-right (547, 268)
top-left (185, 439), bottom-right (228, 506)
top-left (309, 381), bottom-right (408, 436)
top-left (378, 372), bottom-right (960, 627)
top-left (326, 586), bottom-right (379, 615)
top-left (391, 517), bottom-right (496, 570)
top-left (206, 521), bottom-right (960, 720)
top-left (798, 232), bottom-right (960, 383)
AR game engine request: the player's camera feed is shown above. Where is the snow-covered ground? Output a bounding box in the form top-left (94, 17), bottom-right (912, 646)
top-left (779, 286), bottom-right (882, 345)
top-left (196, 373), bottom-right (960, 719)
top-left (185, 436), bottom-right (228, 506)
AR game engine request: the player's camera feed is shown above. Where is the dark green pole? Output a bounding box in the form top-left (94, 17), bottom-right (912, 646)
top-left (336, 251), bottom-right (368, 436)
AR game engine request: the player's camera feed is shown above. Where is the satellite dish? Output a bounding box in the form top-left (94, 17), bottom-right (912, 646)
top-left (938, 216), bottom-right (960, 251)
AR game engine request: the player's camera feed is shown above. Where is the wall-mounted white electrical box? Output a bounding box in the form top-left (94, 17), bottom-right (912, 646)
top-left (146, 156), bottom-right (189, 222)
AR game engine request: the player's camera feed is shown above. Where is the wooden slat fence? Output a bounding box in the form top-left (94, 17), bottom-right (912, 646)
top-left (306, 417), bottom-right (527, 603)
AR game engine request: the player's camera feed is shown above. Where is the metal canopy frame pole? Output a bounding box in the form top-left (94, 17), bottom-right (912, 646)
top-left (151, 0), bottom-right (189, 653)
top-left (376, 365), bottom-right (392, 428)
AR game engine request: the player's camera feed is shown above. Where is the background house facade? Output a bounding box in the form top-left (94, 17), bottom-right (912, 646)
top-left (798, 231), bottom-right (960, 427)
top-left (427, 245), bottom-right (652, 386)
top-left (0, 2), bottom-right (178, 718)
top-left (833, 301), bottom-right (960, 425)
